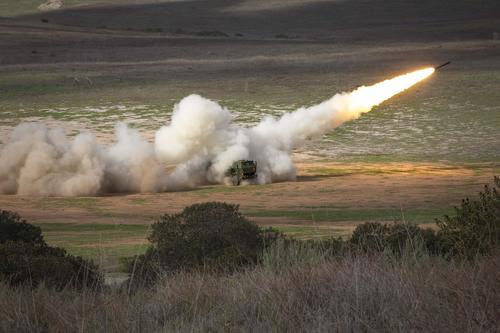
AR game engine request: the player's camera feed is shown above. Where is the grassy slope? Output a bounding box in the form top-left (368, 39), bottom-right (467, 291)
top-left (4, 0), bottom-right (500, 41)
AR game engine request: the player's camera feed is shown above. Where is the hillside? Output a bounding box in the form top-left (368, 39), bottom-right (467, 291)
top-left (2, 0), bottom-right (499, 42)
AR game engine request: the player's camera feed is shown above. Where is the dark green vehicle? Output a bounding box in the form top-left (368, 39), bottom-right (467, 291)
top-left (226, 160), bottom-right (257, 185)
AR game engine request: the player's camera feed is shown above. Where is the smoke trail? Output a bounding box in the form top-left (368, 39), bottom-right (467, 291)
top-left (0, 68), bottom-right (434, 196)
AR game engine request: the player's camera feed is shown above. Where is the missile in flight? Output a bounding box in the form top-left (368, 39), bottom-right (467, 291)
top-left (434, 61), bottom-right (451, 71)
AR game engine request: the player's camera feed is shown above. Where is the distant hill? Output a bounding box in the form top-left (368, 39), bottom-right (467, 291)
top-left (3, 0), bottom-right (500, 42)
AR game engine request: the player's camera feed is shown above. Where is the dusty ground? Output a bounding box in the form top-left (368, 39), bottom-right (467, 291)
top-left (0, 162), bottom-right (496, 227)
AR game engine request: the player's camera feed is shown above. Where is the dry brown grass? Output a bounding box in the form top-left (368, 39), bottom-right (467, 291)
top-left (1, 253), bottom-right (498, 332)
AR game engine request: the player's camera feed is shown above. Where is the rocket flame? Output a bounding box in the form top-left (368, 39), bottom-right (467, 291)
top-left (256, 67), bottom-right (436, 150)
top-left (346, 67), bottom-right (435, 114)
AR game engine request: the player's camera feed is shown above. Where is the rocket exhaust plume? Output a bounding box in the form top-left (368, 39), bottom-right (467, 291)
top-left (0, 67), bottom-right (434, 196)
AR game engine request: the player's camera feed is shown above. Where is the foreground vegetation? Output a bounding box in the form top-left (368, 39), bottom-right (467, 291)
top-left (1, 253), bottom-right (498, 332)
top-left (0, 211), bottom-right (102, 290)
top-left (0, 177), bottom-right (498, 332)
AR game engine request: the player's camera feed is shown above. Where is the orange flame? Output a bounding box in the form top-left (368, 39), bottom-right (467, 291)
top-left (346, 67), bottom-right (435, 113)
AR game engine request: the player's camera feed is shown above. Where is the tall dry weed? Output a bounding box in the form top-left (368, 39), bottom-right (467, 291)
top-left (1, 253), bottom-right (498, 332)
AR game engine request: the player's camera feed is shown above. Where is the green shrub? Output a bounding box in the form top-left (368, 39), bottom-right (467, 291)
top-left (350, 222), bottom-right (388, 252)
top-left (0, 210), bottom-right (102, 290)
top-left (437, 176), bottom-right (500, 259)
top-left (385, 223), bottom-right (440, 256)
top-left (350, 177), bottom-right (499, 260)
top-left (128, 202), bottom-right (279, 285)
top-left (350, 221), bottom-right (439, 256)
top-left (0, 210), bottom-right (44, 245)
top-left (0, 241), bottom-right (101, 290)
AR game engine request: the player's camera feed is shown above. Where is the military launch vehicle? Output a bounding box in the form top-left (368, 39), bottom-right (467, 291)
top-left (226, 160), bottom-right (257, 185)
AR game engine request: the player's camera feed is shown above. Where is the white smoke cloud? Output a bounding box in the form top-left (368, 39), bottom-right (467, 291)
top-left (0, 123), bottom-right (105, 196)
top-left (0, 68), bottom-right (433, 196)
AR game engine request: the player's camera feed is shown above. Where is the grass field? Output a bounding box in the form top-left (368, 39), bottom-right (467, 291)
top-left (1, 62), bottom-right (499, 161)
top-left (35, 223), bottom-right (150, 271)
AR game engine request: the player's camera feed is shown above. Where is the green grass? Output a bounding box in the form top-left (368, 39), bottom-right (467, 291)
top-left (246, 208), bottom-right (453, 224)
top-left (36, 223), bottom-right (151, 271)
top-left (306, 163), bottom-right (500, 178)
top-left (0, 70), bottom-right (185, 114)
top-left (35, 197), bottom-right (117, 217)
top-left (274, 225), bottom-right (350, 240)
top-left (304, 167), bottom-right (351, 176)
top-left (2, 69), bottom-right (498, 163)
top-left (130, 198), bottom-right (148, 205)
top-left (33, 197), bottom-right (135, 218)
top-left (35, 197), bottom-right (99, 210)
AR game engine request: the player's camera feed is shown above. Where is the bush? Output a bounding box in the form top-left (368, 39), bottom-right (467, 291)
top-left (350, 222), bottom-right (388, 252)
top-left (437, 176), bottom-right (500, 259)
top-left (0, 210), bottom-right (44, 245)
top-left (0, 241), bottom-right (101, 290)
top-left (385, 223), bottom-right (440, 256)
top-left (350, 221), bottom-right (439, 256)
top-left (0, 210), bottom-right (102, 290)
top-left (350, 177), bottom-right (500, 259)
top-left (128, 202), bottom-right (279, 285)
